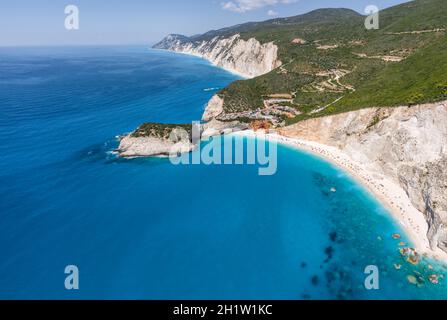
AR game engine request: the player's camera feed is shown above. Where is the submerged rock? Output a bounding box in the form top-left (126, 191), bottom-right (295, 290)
top-left (324, 246), bottom-right (334, 263)
top-left (329, 232), bottom-right (338, 242)
top-left (407, 275), bottom-right (418, 285)
top-left (407, 273), bottom-right (425, 286)
top-left (399, 247), bottom-right (421, 265)
top-left (407, 252), bottom-right (421, 266)
top-left (429, 274), bottom-right (440, 285)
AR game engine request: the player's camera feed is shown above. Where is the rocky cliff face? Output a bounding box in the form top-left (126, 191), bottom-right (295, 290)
top-left (202, 94), bottom-right (224, 122)
top-left (117, 125), bottom-right (195, 157)
top-left (153, 34), bottom-right (282, 78)
top-left (281, 101), bottom-right (447, 253)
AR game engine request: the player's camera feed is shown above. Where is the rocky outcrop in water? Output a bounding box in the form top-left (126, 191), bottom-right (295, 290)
top-left (117, 123), bottom-right (195, 157)
top-left (153, 34), bottom-right (282, 78)
top-left (117, 134), bottom-right (195, 158)
top-left (280, 101), bottom-right (447, 253)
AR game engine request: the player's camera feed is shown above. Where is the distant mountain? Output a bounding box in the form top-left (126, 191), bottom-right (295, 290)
top-left (153, 34), bottom-right (191, 49)
top-left (154, 8), bottom-right (363, 48)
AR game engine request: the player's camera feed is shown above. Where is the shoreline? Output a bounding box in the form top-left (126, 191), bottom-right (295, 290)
top-left (235, 130), bottom-right (447, 264)
top-left (150, 48), bottom-right (250, 79)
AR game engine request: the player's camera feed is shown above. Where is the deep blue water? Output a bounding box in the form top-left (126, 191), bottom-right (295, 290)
top-left (0, 46), bottom-right (446, 300)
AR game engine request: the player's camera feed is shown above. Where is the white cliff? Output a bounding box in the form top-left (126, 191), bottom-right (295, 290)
top-left (117, 127), bottom-right (195, 158)
top-left (280, 101), bottom-right (447, 254)
top-left (153, 34), bottom-right (282, 78)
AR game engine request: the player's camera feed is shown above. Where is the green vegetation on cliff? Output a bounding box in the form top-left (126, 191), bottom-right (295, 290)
top-left (213, 0), bottom-right (447, 124)
top-left (131, 123), bottom-right (192, 139)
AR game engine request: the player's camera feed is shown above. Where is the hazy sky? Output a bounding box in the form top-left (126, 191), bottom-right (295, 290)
top-left (0, 0), bottom-right (410, 46)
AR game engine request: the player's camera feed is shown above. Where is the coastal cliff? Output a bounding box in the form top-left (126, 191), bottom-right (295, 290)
top-left (280, 101), bottom-right (447, 253)
top-left (117, 123), bottom-right (195, 157)
top-left (153, 34), bottom-right (282, 78)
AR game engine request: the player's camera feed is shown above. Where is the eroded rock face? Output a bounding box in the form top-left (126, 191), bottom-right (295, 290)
top-left (399, 157), bottom-right (447, 251)
top-left (117, 128), bottom-right (195, 157)
top-left (153, 34), bottom-right (282, 78)
top-left (201, 119), bottom-right (249, 139)
top-left (202, 94), bottom-right (224, 122)
top-left (117, 119), bottom-right (249, 158)
top-left (281, 101), bottom-right (447, 253)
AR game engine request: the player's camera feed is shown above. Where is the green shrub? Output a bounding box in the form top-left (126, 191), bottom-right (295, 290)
top-left (407, 93), bottom-right (425, 106)
top-left (325, 106), bottom-right (337, 114)
top-left (436, 83), bottom-right (447, 96)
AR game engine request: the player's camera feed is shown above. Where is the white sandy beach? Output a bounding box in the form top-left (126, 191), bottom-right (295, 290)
top-left (236, 130), bottom-right (447, 263)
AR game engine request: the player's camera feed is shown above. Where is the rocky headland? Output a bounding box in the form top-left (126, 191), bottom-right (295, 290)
top-left (279, 101), bottom-right (447, 256)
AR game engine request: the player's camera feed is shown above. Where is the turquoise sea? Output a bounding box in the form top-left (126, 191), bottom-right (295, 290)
top-left (0, 46), bottom-right (446, 299)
